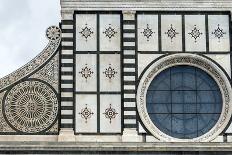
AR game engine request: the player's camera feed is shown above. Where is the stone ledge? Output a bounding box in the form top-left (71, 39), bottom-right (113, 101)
top-left (61, 0), bottom-right (232, 12)
top-left (0, 142), bottom-right (232, 152)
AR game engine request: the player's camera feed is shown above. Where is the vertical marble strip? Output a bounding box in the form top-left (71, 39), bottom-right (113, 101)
top-left (60, 16), bottom-right (74, 129)
top-left (122, 11), bottom-right (137, 129)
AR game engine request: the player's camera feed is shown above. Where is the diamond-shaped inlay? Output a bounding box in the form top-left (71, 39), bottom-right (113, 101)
top-left (103, 24), bottom-right (117, 41)
top-left (212, 24), bottom-right (226, 42)
top-left (141, 24), bottom-right (154, 41)
top-left (79, 104), bottom-right (94, 123)
top-left (165, 24), bottom-right (179, 42)
top-left (103, 64), bottom-right (117, 81)
top-left (188, 25), bottom-right (203, 43)
top-left (79, 24), bottom-right (94, 41)
top-left (103, 104), bottom-right (118, 123)
top-left (79, 64), bottom-right (94, 82)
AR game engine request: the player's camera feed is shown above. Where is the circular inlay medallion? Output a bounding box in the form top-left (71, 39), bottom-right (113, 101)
top-left (3, 79), bottom-right (58, 133)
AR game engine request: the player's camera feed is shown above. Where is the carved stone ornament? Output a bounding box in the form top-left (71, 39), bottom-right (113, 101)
top-left (3, 79), bottom-right (58, 133)
top-left (137, 53), bottom-right (232, 142)
top-left (0, 26), bottom-right (61, 92)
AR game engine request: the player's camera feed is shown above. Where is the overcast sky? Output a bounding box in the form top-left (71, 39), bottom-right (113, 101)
top-left (0, 0), bottom-right (60, 77)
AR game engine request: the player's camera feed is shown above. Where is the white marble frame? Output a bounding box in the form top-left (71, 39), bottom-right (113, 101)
top-left (137, 53), bottom-right (232, 142)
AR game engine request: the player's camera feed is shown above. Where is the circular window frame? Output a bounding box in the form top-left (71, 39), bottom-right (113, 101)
top-left (137, 53), bottom-right (232, 142)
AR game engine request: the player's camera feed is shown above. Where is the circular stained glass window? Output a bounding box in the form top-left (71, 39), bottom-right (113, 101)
top-left (146, 65), bottom-right (222, 139)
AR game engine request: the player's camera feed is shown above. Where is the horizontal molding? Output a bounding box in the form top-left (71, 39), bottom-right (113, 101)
top-left (62, 24), bottom-right (74, 29)
top-left (124, 111), bottom-right (137, 116)
top-left (124, 101), bottom-right (136, 107)
top-left (123, 33), bottom-right (135, 38)
top-left (124, 119), bottom-right (137, 124)
top-left (61, 1), bottom-right (232, 11)
top-left (61, 119), bottom-right (73, 124)
top-left (61, 67), bottom-right (73, 72)
top-left (62, 49), bottom-right (73, 55)
top-left (61, 101), bottom-right (73, 107)
top-left (61, 75), bottom-right (73, 80)
top-left (62, 33), bottom-right (73, 38)
top-left (123, 50), bottom-right (135, 55)
top-left (61, 109), bottom-right (73, 115)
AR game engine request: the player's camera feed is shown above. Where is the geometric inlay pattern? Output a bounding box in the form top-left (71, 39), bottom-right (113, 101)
top-left (79, 64), bottom-right (94, 82)
top-left (103, 104), bottom-right (118, 123)
top-left (141, 24), bottom-right (154, 41)
top-left (79, 24), bottom-right (94, 42)
top-left (103, 24), bottom-right (117, 41)
top-left (46, 26), bottom-right (62, 41)
top-left (103, 64), bottom-right (117, 80)
top-left (79, 104), bottom-right (94, 123)
top-left (165, 24), bottom-right (179, 42)
top-left (3, 79), bottom-right (58, 133)
top-left (188, 25), bottom-right (203, 43)
top-left (212, 24), bottom-right (226, 42)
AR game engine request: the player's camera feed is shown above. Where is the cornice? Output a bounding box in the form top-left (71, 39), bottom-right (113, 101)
top-left (61, 0), bottom-right (232, 12)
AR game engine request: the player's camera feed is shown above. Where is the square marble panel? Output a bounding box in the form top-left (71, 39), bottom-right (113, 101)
top-left (161, 15), bottom-right (182, 51)
top-left (76, 14), bottom-right (97, 51)
top-left (100, 54), bottom-right (121, 92)
top-left (100, 95), bottom-right (121, 133)
top-left (100, 14), bottom-right (121, 51)
top-left (75, 54), bottom-right (97, 92)
top-left (75, 94), bottom-right (97, 133)
top-left (185, 15), bottom-right (206, 52)
top-left (137, 15), bottom-right (158, 51)
top-left (208, 15), bottom-right (230, 52)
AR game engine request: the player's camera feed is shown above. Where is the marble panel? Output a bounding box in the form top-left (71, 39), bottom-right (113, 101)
top-left (100, 14), bottom-right (121, 51)
top-left (76, 14), bottom-right (97, 51)
top-left (185, 15), bottom-right (206, 52)
top-left (75, 94), bottom-right (97, 133)
top-left (161, 15), bottom-right (182, 51)
top-left (208, 15), bottom-right (230, 52)
top-left (75, 54), bottom-right (97, 92)
top-left (100, 54), bottom-right (121, 92)
top-left (100, 95), bottom-right (121, 133)
top-left (137, 15), bottom-right (158, 51)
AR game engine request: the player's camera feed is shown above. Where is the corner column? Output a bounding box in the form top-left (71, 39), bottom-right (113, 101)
top-left (122, 10), bottom-right (142, 142)
top-left (58, 12), bottom-right (75, 141)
